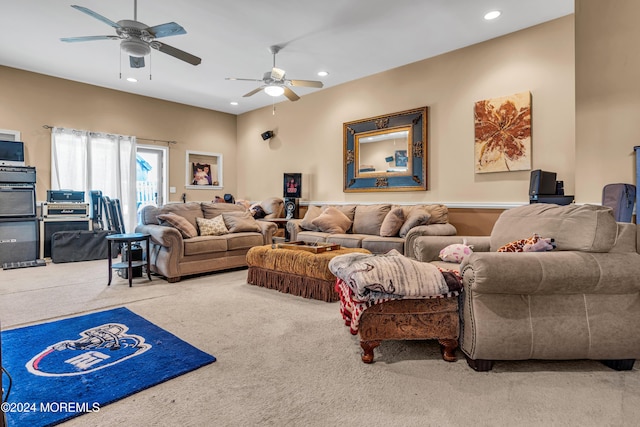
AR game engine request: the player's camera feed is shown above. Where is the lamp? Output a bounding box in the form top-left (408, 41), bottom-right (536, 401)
top-left (264, 85), bottom-right (285, 97)
top-left (120, 39), bottom-right (151, 57)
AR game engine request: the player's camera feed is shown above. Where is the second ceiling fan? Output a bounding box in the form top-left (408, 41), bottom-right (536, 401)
top-left (226, 45), bottom-right (323, 101)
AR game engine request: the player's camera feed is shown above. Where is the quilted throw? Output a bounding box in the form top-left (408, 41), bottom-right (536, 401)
top-left (328, 249), bottom-right (461, 301)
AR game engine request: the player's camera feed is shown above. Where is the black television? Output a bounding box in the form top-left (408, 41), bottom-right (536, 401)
top-left (0, 140), bottom-right (25, 167)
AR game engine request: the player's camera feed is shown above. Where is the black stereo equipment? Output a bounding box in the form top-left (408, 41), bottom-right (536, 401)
top-left (529, 170), bottom-right (557, 197)
top-left (0, 185), bottom-right (36, 217)
top-left (284, 197), bottom-right (299, 219)
top-left (40, 218), bottom-right (91, 258)
top-left (0, 166), bottom-right (36, 183)
top-left (42, 202), bottom-right (90, 217)
top-left (47, 190), bottom-right (85, 203)
top-left (0, 218), bottom-right (39, 264)
top-left (530, 195), bottom-right (575, 205)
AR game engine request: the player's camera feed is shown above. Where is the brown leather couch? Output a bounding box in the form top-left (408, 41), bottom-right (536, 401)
top-left (411, 203), bottom-right (640, 371)
top-left (136, 200), bottom-right (280, 282)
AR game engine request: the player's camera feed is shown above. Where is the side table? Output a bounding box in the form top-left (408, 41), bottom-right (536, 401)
top-left (106, 233), bottom-right (152, 287)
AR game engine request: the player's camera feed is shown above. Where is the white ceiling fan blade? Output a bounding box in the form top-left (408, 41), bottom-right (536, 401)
top-left (60, 35), bottom-right (119, 43)
top-left (148, 22), bottom-right (186, 38)
top-left (243, 87), bottom-right (266, 97)
top-left (283, 87), bottom-right (300, 101)
top-left (226, 77), bottom-right (263, 82)
top-left (150, 41), bottom-right (201, 65)
top-left (289, 79), bottom-right (324, 88)
top-left (71, 5), bottom-right (121, 28)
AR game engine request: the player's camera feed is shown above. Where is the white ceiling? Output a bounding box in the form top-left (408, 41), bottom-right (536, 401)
top-left (0, 0), bottom-right (573, 115)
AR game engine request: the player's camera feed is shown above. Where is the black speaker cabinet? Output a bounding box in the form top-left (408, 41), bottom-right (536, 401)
top-left (284, 198), bottom-right (299, 219)
top-left (529, 170), bottom-right (557, 196)
top-left (0, 218), bottom-right (39, 264)
top-left (40, 218), bottom-right (91, 258)
top-left (0, 185), bottom-right (36, 217)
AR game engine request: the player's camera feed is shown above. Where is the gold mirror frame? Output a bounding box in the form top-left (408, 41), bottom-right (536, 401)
top-left (343, 107), bottom-right (428, 192)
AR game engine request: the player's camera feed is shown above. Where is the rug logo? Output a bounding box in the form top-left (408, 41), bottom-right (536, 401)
top-left (26, 323), bottom-right (151, 377)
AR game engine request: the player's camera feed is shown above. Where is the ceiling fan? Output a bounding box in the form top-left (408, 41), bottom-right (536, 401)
top-left (60, 1), bottom-right (201, 69)
top-left (226, 45), bottom-right (323, 101)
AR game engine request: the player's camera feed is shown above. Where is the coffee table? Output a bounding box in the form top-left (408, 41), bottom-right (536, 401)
top-left (246, 245), bottom-right (370, 302)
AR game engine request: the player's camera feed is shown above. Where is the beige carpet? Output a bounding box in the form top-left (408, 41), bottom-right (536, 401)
top-left (1, 259), bottom-right (640, 427)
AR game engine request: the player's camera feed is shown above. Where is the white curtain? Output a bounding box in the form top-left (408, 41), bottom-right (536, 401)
top-left (51, 127), bottom-right (137, 233)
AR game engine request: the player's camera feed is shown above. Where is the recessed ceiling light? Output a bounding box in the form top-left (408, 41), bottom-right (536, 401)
top-left (484, 10), bottom-right (501, 20)
top-left (230, 101), bottom-right (238, 106)
top-left (317, 71), bottom-right (329, 77)
top-left (126, 77), bottom-right (137, 83)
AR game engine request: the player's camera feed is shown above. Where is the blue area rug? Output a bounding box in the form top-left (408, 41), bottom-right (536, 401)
top-left (1, 307), bottom-right (216, 426)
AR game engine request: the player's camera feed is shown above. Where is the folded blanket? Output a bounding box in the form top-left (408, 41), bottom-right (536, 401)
top-left (328, 249), bottom-right (461, 302)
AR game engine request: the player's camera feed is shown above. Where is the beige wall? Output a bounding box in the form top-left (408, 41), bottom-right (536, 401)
top-left (575, 0), bottom-right (640, 204)
top-left (0, 66), bottom-right (237, 203)
top-left (237, 16), bottom-right (575, 206)
top-left (0, 15), bottom-right (577, 210)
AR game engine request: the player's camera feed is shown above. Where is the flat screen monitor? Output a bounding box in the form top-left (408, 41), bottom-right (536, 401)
top-left (0, 140), bottom-right (25, 167)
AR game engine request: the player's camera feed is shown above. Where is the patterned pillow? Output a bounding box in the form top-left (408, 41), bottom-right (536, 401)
top-left (157, 212), bottom-right (198, 238)
top-left (439, 244), bottom-right (473, 263)
top-left (196, 216), bottom-right (229, 236)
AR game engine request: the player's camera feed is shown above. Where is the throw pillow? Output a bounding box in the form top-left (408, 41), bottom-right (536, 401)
top-left (439, 244), bottom-right (473, 263)
top-left (300, 205), bottom-right (323, 231)
top-left (399, 209), bottom-right (431, 237)
top-left (221, 211), bottom-right (262, 233)
top-left (196, 216), bottom-right (229, 236)
top-left (379, 207), bottom-right (405, 237)
top-left (157, 212), bottom-right (198, 239)
top-left (352, 204), bottom-right (391, 235)
top-left (311, 207), bottom-right (353, 234)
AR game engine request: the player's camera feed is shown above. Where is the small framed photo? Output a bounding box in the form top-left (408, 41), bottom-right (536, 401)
top-left (186, 151), bottom-right (223, 189)
top-left (283, 173), bottom-right (301, 198)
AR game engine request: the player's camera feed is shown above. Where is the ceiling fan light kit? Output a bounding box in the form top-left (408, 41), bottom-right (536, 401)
top-left (264, 85), bottom-right (285, 97)
top-left (227, 44), bottom-right (324, 102)
top-left (60, 2), bottom-right (201, 69)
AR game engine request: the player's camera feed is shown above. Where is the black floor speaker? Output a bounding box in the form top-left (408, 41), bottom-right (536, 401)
top-left (284, 197), bottom-right (299, 219)
top-left (0, 218), bottom-right (39, 264)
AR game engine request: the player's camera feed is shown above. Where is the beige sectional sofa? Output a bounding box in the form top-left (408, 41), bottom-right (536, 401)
top-left (411, 203), bottom-right (640, 371)
top-left (136, 200), bottom-right (279, 282)
top-left (286, 203), bottom-right (457, 254)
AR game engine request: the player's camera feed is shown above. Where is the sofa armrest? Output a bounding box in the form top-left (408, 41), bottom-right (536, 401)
top-left (135, 223), bottom-right (183, 249)
top-left (404, 223), bottom-right (457, 257)
top-left (462, 251), bottom-right (640, 295)
top-left (257, 221), bottom-right (278, 244)
top-left (409, 235), bottom-right (491, 261)
top-left (286, 219), bottom-right (304, 242)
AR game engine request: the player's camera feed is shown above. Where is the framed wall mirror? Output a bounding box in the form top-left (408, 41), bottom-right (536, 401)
top-left (343, 107), bottom-right (428, 192)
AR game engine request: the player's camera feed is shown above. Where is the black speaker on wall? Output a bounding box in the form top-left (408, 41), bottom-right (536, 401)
top-left (0, 218), bottom-right (39, 264)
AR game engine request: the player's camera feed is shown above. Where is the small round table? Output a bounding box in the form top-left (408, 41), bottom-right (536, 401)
top-left (106, 233), bottom-right (152, 287)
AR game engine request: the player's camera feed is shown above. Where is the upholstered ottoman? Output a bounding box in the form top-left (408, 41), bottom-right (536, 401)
top-left (246, 245), bottom-right (370, 302)
top-left (330, 250), bottom-right (462, 363)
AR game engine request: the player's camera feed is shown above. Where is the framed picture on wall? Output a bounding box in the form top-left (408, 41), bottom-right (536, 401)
top-left (283, 173), bottom-right (302, 198)
top-left (185, 151), bottom-right (223, 189)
